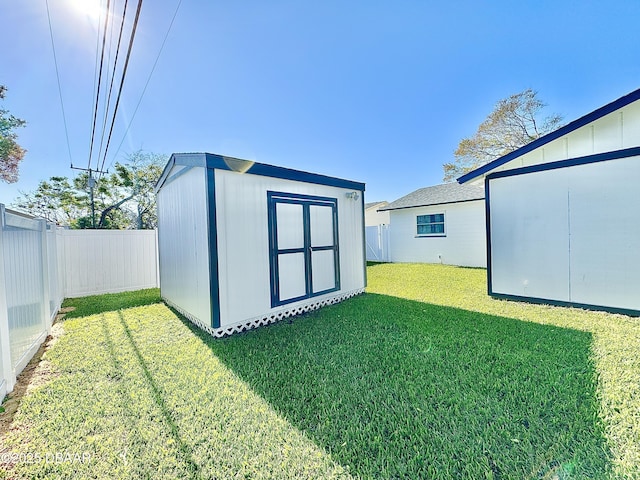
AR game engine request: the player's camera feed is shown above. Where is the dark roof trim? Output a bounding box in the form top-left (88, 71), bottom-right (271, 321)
top-left (379, 197), bottom-right (484, 212)
top-left (156, 153), bottom-right (365, 192)
top-left (486, 146), bottom-right (640, 181)
top-left (457, 87), bottom-right (640, 184)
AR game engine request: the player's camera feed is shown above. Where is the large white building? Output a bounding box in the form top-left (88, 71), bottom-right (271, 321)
top-left (459, 88), bottom-right (640, 316)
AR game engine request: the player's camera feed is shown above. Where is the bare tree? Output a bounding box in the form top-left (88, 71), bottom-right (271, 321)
top-left (443, 89), bottom-right (563, 182)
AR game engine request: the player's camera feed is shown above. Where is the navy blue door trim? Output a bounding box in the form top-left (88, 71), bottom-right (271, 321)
top-left (267, 191), bottom-right (340, 308)
top-left (206, 168), bottom-right (221, 328)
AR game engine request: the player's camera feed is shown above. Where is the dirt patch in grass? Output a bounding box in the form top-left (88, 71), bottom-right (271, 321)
top-left (0, 312), bottom-right (68, 439)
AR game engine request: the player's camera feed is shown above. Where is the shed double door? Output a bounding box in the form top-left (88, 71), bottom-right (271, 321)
top-left (268, 192), bottom-right (340, 307)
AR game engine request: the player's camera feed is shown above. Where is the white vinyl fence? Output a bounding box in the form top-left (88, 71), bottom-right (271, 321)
top-left (0, 205), bottom-right (159, 398)
top-left (60, 230), bottom-right (159, 298)
top-left (365, 224), bottom-right (390, 262)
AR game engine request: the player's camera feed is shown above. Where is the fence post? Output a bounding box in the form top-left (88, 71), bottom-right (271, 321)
top-left (39, 219), bottom-right (51, 333)
top-left (155, 228), bottom-right (160, 288)
top-left (57, 229), bottom-right (67, 299)
top-left (0, 205), bottom-right (15, 395)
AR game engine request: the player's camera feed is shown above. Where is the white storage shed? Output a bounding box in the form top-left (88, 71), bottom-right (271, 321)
top-left (458, 88), bottom-right (640, 316)
top-left (155, 153), bottom-right (367, 336)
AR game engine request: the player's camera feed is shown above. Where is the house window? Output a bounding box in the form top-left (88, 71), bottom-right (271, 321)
top-left (417, 213), bottom-right (445, 236)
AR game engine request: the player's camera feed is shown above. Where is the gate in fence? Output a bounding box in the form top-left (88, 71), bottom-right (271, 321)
top-left (365, 224), bottom-right (390, 262)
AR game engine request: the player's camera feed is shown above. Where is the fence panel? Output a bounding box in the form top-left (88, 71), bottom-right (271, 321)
top-left (0, 207), bottom-right (52, 395)
top-left (365, 224), bottom-right (390, 262)
top-left (1, 209), bottom-right (159, 396)
top-left (60, 229), bottom-right (158, 298)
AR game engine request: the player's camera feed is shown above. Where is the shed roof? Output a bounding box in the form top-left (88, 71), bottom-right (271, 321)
top-left (457, 87), bottom-right (640, 184)
top-left (156, 152), bottom-right (366, 193)
top-left (379, 183), bottom-right (484, 211)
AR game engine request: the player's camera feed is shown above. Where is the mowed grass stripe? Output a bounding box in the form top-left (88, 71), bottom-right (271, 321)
top-left (3, 262), bottom-right (639, 478)
top-left (366, 263), bottom-right (640, 478)
top-left (206, 293), bottom-right (610, 479)
top-left (1, 303), bottom-right (349, 479)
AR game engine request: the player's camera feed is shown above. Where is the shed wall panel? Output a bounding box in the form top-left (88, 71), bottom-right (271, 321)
top-left (157, 167), bottom-right (212, 325)
top-left (489, 172), bottom-right (570, 301)
top-left (488, 155), bottom-right (640, 312)
top-left (567, 126), bottom-right (594, 159)
top-left (622, 101), bottom-right (640, 148)
top-left (387, 201), bottom-right (486, 267)
top-left (214, 169), bottom-right (365, 328)
top-left (567, 156), bottom-right (640, 310)
top-left (541, 137), bottom-right (568, 164)
top-left (593, 111), bottom-right (622, 153)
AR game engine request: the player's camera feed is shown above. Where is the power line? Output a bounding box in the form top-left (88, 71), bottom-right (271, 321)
top-left (107, 0), bottom-right (183, 170)
top-left (87, 0), bottom-right (113, 170)
top-left (97, 0), bottom-right (130, 169)
top-left (98, 0), bottom-right (144, 174)
top-left (89, 0), bottom-right (104, 166)
top-left (45, 0), bottom-right (73, 167)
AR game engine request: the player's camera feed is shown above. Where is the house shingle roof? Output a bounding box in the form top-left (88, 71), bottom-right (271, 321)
top-left (379, 183), bottom-right (484, 211)
top-left (365, 201), bottom-right (388, 210)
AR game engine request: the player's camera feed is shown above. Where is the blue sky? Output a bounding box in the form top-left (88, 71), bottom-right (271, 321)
top-left (1, 0), bottom-right (639, 206)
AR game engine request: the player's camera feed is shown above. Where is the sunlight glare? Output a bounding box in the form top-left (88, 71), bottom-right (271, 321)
top-left (67, 0), bottom-right (104, 23)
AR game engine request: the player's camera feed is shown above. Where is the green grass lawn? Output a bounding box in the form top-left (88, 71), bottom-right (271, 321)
top-left (1, 264), bottom-right (638, 479)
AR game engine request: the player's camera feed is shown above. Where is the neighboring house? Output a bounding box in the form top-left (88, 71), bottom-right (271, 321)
top-left (364, 201), bottom-right (390, 226)
top-left (458, 87), bottom-right (640, 316)
top-left (379, 183), bottom-right (485, 267)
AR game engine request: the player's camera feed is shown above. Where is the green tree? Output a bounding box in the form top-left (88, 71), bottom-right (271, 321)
top-left (0, 85), bottom-right (27, 183)
top-left (13, 151), bottom-right (166, 229)
top-left (443, 89), bottom-right (563, 182)
top-left (14, 176), bottom-right (83, 225)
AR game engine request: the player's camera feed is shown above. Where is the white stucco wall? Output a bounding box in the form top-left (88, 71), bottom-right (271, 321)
top-left (388, 200), bottom-right (486, 267)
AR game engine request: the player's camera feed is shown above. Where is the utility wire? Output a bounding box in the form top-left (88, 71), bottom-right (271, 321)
top-left (45, 0), bottom-right (74, 167)
top-left (87, 0), bottom-right (113, 171)
top-left (97, 0), bottom-right (130, 171)
top-left (96, 0), bottom-right (118, 162)
top-left (106, 0), bottom-right (183, 171)
top-left (88, 0), bottom-right (105, 168)
top-left (98, 0), bottom-right (144, 173)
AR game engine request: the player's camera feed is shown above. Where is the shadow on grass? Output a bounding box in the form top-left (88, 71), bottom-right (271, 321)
top-left (186, 293), bottom-right (611, 479)
top-left (113, 311), bottom-right (201, 478)
top-left (366, 261), bottom-right (389, 267)
top-left (61, 288), bottom-right (161, 319)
